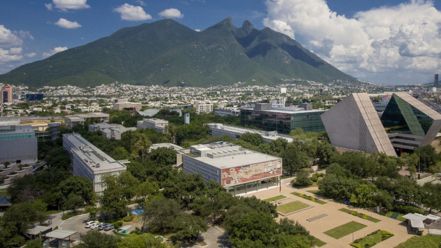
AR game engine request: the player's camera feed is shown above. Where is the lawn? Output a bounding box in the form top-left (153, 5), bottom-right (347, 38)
top-left (385, 211), bottom-right (406, 222)
top-left (264, 195), bottom-right (286, 202)
top-left (277, 201), bottom-right (310, 214)
top-left (311, 236), bottom-right (326, 247)
top-left (324, 221), bottom-right (367, 239)
top-left (291, 192), bottom-right (326, 205)
top-left (396, 235), bottom-right (441, 248)
top-left (351, 230), bottom-right (393, 248)
top-left (339, 208), bottom-right (381, 223)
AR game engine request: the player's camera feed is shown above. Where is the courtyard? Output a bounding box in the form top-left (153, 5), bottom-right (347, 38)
top-left (251, 180), bottom-right (414, 248)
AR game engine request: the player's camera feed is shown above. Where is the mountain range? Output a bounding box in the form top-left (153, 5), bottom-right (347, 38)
top-left (0, 18), bottom-right (356, 87)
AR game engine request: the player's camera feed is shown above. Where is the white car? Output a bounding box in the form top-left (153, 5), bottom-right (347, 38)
top-left (85, 221), bottom-right (99, 228)
top-left (89, 223), bottom-right (99, 230)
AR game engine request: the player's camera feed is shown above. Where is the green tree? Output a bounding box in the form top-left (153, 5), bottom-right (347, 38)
top-left (239, 132), bottom-right (264, 147)
top-left (292, 169), bottom-right (312, 188)
top-left (100, 176), bottom-right (128, 221)
top-left (63, 193), bottom-right (84, 212)
top-left (282, 144), bottom-right (309, 176)
top-left (143, 197), bottom-right (181, 233)
top-left (24, 239), bottom-right (43, 248)
top-left (422, 183), bottom-right (441, 212)
top-left (78, 231), bottom-right (119, 248)
top-left (149, 148), bottom-right (177, 166)
top-left (118, 233), bottom-right (166, 248)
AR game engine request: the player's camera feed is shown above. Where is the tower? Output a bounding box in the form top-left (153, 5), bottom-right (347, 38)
top-left (1, 84), bottom-right (13, 104)
top-left (435, 74), bottom-right (439, 87)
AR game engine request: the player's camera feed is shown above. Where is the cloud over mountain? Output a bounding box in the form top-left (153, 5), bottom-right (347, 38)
top-left (264, 0), bottom-right (441, 84)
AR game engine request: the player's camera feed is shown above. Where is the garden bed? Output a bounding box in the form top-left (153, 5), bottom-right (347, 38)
top-left (351, 230), bottom-right (393, 248)
top-left (291, 192), bottom-right (326, 205)
top-left (324, 221), bottom-right (367, 239)
top-left (339, 208), bottom-right (381, 223)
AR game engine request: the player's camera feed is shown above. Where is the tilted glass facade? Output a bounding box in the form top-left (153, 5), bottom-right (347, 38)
top-left (381, 95), bottom-right (433, 136)
top-left (240, 109), bottom-right (325, 133)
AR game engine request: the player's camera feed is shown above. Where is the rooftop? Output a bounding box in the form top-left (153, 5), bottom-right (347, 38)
top-left (208, 123), bottom-right (293, 142)
top-left (0, 125), bottom-right (35, 134)
top-left (64, 133), bottom-right (126, 174)
top-left (188, 142), bottom-right (280, 169)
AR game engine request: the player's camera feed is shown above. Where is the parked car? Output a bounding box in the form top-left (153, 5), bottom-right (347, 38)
top-left (103, 224), bottom-right (114, 231)
top-left (85, 221), bottom-right (98, 228)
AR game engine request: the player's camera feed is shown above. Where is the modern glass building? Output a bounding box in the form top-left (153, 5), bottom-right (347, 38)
top-left (240, 103), bottom-right (325, 134)
top-left (322, 92), bottom-right (441, 157)
top-left (0, 125), bottom-right (38, 164)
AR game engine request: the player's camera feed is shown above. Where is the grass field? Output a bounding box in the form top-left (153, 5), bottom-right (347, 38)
top-left (264, 195), bottom-right (286, 202)
top-left (339, 208), bottom-right (381, 223)
top-left (277, 201), bottom-right (310, 214)
top-left (312, 236), bottom-right (326, 247)
top-left (385, 211), bottom-right (406, 222)
top-left (324, 221), bottom-right (367, 239)
top-left (351, 230), bottom-right (393, 248)
top-left (291, 192), bottom-right (326, 205)
top-left (396, 235), bottom-right (441, 248)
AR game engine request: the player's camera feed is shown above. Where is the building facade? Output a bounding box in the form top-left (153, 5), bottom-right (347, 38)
top-left (0, 125), bottom-right (38, 164)
top-left (63, 133), bottom-right (126, 194)
top-left (113, 99), bottom-right (142, 111)
top-left (183, 142), bottom-right (282, 194)
top-left (194, 102), bottom-right (213, 114)
top-left (137, 118), bottom-right (169, 134)
top-left (1, 84), bottom-right (13, 104)
top-left (321, 92), bottom-right (441, 156)
top-left (240, 103), bottom-right (325, 133)
top-left (89, 123), bottom-right (135, 140)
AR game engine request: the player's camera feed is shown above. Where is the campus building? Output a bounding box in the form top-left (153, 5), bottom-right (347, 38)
top-left (113, 99), bottom-right (142, 111)
top-left (0, 125), bottom-right (38, 164)
top-left (89, 123), bottom-right (136, 140)
top-left (137, 118), bottom-right (169, 134)
top-left (183, 142), bottom-right (282, 194)
top-left (321, 92), bottom-right (441, 157)
top-left (63, 133), bottom-right (126, 194)
top-left (240, 103), bottom-right (325, 133)
top-left (207, 123), bottom-right (293, 143)
top-left (193, 101), bottom-right (213, 114)
top-left (64, 112), bottom-right (109, 129)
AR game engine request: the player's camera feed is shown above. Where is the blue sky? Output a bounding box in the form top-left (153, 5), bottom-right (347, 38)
top-left (1, 0), bottom-right (440, 84)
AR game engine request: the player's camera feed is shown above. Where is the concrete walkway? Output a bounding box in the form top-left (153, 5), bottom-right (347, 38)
top-left (248, 184), bottom-right (414, 248)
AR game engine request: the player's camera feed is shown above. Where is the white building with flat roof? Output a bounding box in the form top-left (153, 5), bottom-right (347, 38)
top-left (207, 123), bottom-right (293, 143)
top-left (137, 118), bottom-right (168, 134)
top-left (113, 99), bottom-right (142, 111)
top-left (63, 133), bottom-right (126, 194)
top-left (194, 101), bottom-right (213, 114)
top-left (183, 142), bottom-right (282, 194)
top-left (64, 112), bottom-right (109, 129)
top-left (89, 123), bottom-right (135, 140)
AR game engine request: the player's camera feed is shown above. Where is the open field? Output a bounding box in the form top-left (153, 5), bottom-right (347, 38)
top-left (264, 195), bottom-right (286, 202)
top-left (324, 221), bottom-right (367, 239)
top-left (277, 201), bottom-right (310, 214)
top-left (339, 208), bottom-right (381, 223)
top-left (351, 230), bottom-right (393, 248)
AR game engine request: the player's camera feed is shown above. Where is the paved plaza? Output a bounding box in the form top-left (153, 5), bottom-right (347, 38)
top-left (249, 181), bottom-right (414, 248)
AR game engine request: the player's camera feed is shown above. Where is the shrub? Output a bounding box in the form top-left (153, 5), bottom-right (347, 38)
top-left (292, 169), bottom-right (312, 188)
top-left (393, 205), bottom-right (425, 215)
top-left (122, 215), bottom-right (134, 222)
top-left (113, 221), bottom-right (123, 229)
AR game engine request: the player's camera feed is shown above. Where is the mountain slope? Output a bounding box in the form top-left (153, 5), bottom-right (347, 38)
top-left (0, 18), bottom-right (356, 87)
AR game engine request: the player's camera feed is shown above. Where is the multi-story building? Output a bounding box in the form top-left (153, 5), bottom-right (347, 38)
top-left (0, 125), bottom-right (38, 164)
top-left (1, 84), bottom-right (13, 104)
top-left (214, 108), bottom-right (240, 117)
top-left (183, 142), bottom-right (282, 194)
top-left (194, 101), bottom-right (213, 114)
top-left (207, 123), bottom-right (293, 143)
top-left (63, 133), bottom-right (126, 194)
top-left (240, 103), bottom-right (325, 133)
top-left (89, 123), bottom-right (136, 140)
top-left (64, 112), bottom-right (109, 129)
top-left (321, 92), bottom-right (441, 157)
top-left (113, 99), bottom-right (142, 111)
top-left (137, 118), bottom-right (169, 134)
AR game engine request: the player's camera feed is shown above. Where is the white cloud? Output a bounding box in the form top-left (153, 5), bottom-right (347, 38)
top-left (45, 3), bottom-right (53, 11)
top-left (55, 18), bottom-right (81, 29)
top-left (159, 8), bottom-right (184, 19)
top-left (55, 18), bottom-right (82, 29)
top-left (0, 25), bottom-right (23, 47)
top-left (43, 46), bottom-right (68, 58)
top-left (114, 3), bottom-right (152, 21)
top-left (51, 0), bottom-right (89, 11)
top-left (264, 0), bottom-right (441, 84)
